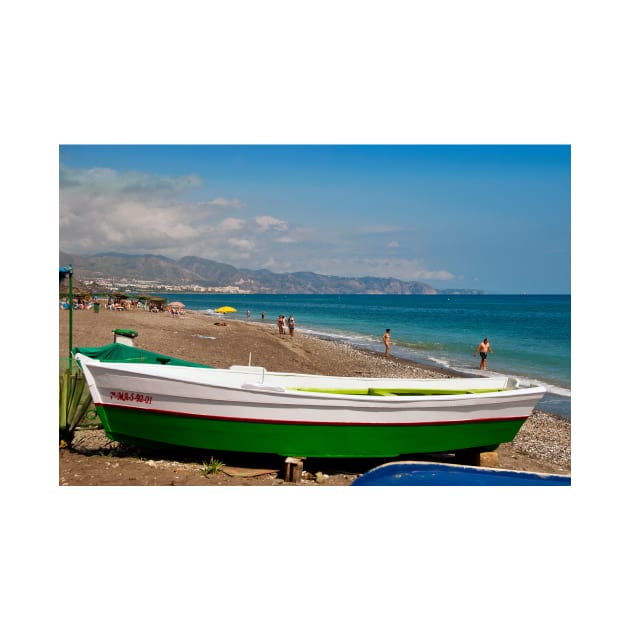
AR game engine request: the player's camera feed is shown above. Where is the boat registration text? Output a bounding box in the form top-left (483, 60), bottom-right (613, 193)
top-left (109, 391), bottom-right (153, 404)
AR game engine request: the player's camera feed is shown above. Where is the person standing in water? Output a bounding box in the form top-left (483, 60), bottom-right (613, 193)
top-left (474, 337), bottom-right (493, 370)
top-left (382, 328), bottom-right (391, 358)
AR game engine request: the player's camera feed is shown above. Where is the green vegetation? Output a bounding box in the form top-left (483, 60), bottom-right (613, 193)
top-left (59, 360), bottom-right (95, 446)
top-left (201, 456), bottom-right (224, 476)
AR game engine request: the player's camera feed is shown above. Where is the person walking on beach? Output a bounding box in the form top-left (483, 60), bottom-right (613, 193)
top-left (288, 315), bottom-right (295, 337)
top-left (382, 328), bottom-right (391, 358)
top-left (474, 337), bottom-right (493, 370)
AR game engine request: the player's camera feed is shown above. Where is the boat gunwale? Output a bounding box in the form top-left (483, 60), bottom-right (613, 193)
top-left (76, 354), bottom-right (545, 403)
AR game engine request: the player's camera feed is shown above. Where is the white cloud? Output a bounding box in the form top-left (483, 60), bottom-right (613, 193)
top-left (255, 215), bottom-right (288, 231)
top-left (59, 166), bottom-right (244, 257)
top-left (219, 217), bottom-right (246, 231)
top-left (227, 238), bottom-right (256, 252)
top-left (60, 166), bottom-right (202, 198)
top-left (303, 256), bottom-right (456, 282)
top-left (210, 197), bottom-right (243, 208)
top-left (59, 165), bottom-right (457, 285)
top-left (417, 269), bottom-right (456, 281)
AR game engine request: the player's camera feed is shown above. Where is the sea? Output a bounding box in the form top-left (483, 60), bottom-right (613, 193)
top-left (154, 293), bottom-right (571, 419)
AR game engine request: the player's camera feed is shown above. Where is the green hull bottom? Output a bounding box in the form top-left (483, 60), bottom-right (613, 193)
top-left (95, 405), bottom-right (525, 458)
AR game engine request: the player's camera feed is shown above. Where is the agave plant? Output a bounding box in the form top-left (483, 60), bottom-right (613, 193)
top-left (59, 363), bottom-right (94, 447)
top-left (201, 456), bottom-right (225, 476)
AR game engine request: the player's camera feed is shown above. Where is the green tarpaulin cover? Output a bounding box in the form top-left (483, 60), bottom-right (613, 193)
top-left (73, 343), bottom-right (213, 368)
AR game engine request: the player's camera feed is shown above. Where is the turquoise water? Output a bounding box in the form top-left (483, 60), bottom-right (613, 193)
top-left (156, 293), bottom-right (571, 418)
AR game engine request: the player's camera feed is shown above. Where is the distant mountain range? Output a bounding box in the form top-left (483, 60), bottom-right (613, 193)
top-left (59, 251), bottom-right (484, 295)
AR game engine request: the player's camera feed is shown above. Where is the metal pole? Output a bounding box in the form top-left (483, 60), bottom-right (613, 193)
top-left (68, 266), bottom-right (73, 370)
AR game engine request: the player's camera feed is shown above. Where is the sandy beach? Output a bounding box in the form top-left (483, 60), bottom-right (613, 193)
top-left (59, 306), bottom-right (571, 485)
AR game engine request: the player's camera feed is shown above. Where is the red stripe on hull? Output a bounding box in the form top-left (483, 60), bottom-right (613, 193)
top-left (99, 403), bottom-right (527, 427)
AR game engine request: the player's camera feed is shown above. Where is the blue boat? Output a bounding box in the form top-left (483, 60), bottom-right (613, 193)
top-left (351, 461), bottom-right (571, 486)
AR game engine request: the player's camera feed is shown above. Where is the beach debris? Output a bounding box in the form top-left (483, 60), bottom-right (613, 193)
top-left (222, 466), bottom-right (279, 478)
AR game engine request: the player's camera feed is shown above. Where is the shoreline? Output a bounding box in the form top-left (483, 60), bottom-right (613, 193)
top-left (156, 310), bottom-right (573, 420)
top-left (196, 298), bottom-right (570, 396)
top-left (59, 307), bottom-right (571, 484)
top-left (269, 323), bottom-right (571, 418)
top-left (308, 327), bottom-right (570, 416)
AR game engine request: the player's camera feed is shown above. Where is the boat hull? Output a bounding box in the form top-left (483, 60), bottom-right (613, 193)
top-left (94, 405), bottom-right (527, 457)
top-left (78, 355), bottom-right (545, 458)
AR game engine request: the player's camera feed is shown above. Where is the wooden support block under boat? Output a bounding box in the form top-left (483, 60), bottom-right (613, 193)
top-left (284, 457), bottom-right (304, 483)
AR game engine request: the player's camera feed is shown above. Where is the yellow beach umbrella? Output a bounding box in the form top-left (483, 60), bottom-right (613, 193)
top-left (215, 305), bottom-right (237, 314)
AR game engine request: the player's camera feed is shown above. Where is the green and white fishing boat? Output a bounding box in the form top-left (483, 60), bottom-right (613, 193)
top-left (74, 348), bottom-right (545, 459)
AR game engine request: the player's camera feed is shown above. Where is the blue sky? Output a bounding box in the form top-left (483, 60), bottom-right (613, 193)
top-left (59, 145), bottom-right (570, 293)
